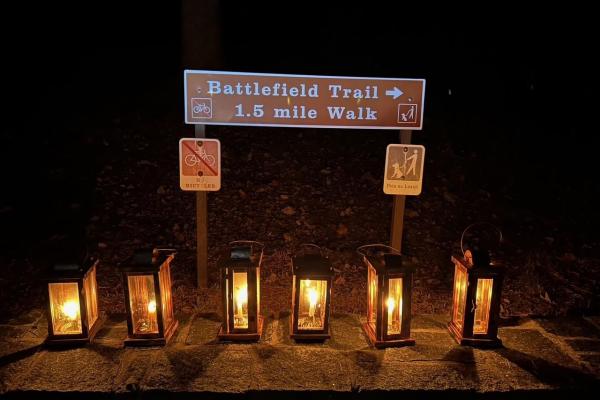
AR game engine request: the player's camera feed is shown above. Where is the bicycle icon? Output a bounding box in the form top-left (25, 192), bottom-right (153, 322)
top-left (190, 98), bottom-right (212, 119)
top-left (193, 103), bottom-right (210, 114)
top-left (184, 142), bottom-right (216, 167)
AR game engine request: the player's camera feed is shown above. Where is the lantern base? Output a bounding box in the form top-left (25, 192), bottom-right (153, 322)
top-left (45, 313), bottom-right (106, 347)
top-left (289, 318), bottom-right (330, 341)
top-left (447, 321), bottom-right (503, 348)
top-left (218, 315), bottom-right (264, 342)
top-left (124, 319), bottom-right (179, 347)
top-left (362, 323), bottom-right (415, 348)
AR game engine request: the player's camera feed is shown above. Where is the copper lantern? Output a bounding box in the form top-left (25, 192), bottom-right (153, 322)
top-left (46, 249), bottom-right (104, 345)
top-left (120, 248), bottom-right (178, 346)
top-left (358, 244), bottom-right (415, 348)
top-left (218, 241), bottom-right (264, 342)
top-left (290, 244), bottom-right (333, 341)
top-left (448, 223), bottom-right (504, 347)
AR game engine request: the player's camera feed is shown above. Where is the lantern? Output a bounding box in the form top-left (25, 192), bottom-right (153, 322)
top-left (120, 248), bottom-right (178, 346)
top-left (357, 244), bottom-right (415, 348)
top-left (448, 223), bottom-right (504, 347)
top-left (46, 249), bottom-right (104, 345)
top-left (218, 241), bottom-right (264, 341)
top-left (290, 244), bottom-right (333, 341)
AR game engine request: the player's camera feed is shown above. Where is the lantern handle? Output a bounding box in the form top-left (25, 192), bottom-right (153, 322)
top-left (297, 243), bottom-right (325, 257)
top-left (356, 244), bottom-right (401, 258)
top-left (460, 222), bottom-right (503, 258)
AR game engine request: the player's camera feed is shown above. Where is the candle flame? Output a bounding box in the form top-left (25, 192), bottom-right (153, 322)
top-left (308, 287), bottom-right (318, 306)
top-left (236, 285), bottom-right (248, 306)
top-left (148, 300), bottom-right (157, 313)
top-left (62, 300), bottom-right (79, 320)
top-left (386, 297), bottom-right (396, 312)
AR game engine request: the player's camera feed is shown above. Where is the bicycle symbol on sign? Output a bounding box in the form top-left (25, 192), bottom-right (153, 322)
top-left (193, 102), bottom-right (210, 114)
top-left (191, 98), bottom-right (212, 118)
top-left (184, 144), bottom-right (216, 168)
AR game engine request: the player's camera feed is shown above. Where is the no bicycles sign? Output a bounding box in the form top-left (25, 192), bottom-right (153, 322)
top-left (179, 138), bottom-right (221, 191)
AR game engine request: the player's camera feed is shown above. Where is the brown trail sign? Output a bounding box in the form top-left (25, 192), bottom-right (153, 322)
top-left (184, 70), bottom-right (426, 287)
top-left (185, 70), bottom-right (425, 130)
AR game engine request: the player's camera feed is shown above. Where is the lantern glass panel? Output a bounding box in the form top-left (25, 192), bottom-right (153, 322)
top-left (49, 282), bottom-right (82, 335)
top-left (128, 275), bottom-right (159, 334)
top-left (233, 271), bottom-right (249, 329)
top-left (298, 279), bottom-right (327, 330)
top-left (367, 265), bottom-right (378, 332)
top-left (452, 264), bottom-right (468, 329)
top-left (159, 263), bottom-right (174, 330)
top-left (83, 264), bottom-right (99, 328)
top-left (474, 278), bottom-right (493, 334)
top-left (386, 278), bottom-right (403, 335)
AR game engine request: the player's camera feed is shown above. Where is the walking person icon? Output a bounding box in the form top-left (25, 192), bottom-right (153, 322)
top-left (405, 149), bottom-right (419, 177)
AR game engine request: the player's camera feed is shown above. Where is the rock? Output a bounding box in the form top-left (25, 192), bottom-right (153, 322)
top-left (283, 233), bottom-right (293, 242)
top-left (336, 223), bottom-right (349, 237)
top-left (406, 209), bottom-right (419, 218)
top-left (340, 207), bottom-right (353, 217)
top-left (282, 206), bottom-right (296, 216)
top-left (98, 242), bottom-right (108, 249)
top-left (280, 194), bottom-right (289, 200)
top-left (157, 186), bottom-right (166, 195)
top-left (335, 275), bottom-right (346, 285)
top-left (239, 189), bottom-right (247, 198)
top-left (443, 192), bottom-right (457, 205)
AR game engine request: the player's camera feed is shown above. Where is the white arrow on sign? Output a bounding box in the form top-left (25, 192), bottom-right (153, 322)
top-left (385, 87), bottom-right (404, 99)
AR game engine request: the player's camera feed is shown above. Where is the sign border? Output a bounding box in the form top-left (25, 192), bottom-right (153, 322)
top-left (184, 70), bottom-right (426, 130)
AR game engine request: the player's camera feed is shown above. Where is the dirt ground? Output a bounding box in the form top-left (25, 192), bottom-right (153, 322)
top-left (1, 82), bottom-right (598, 324)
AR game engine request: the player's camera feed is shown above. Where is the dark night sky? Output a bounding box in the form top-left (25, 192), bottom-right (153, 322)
top-left (1, 3), bottom-right (598, 256)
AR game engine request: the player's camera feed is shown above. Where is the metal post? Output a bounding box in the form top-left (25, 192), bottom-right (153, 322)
top-left (195, 124), bottom-right (208, 288)
top-left (390, 130), bottom-right (413, 252)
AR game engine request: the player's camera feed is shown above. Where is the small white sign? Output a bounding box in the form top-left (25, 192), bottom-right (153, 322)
top-left (383, 144), bottom-right (425, 196)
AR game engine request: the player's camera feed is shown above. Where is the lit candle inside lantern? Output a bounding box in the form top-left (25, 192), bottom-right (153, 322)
top-left (386, 297), bottom-right (395, 328)
top-left (148, 300), bottom-right (157, 313)
top-left (62, 300), bottom-right (79, 320)
top-left (308, 287), bottom-right (318, 318)
top-left (236, 284), bottom-right (248, 317)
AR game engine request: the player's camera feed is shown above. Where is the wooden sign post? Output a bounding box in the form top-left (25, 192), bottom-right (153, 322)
top-left (390, 130), bottom-right (412, 252)
top-left (194, 124), bottom-right (208, 288)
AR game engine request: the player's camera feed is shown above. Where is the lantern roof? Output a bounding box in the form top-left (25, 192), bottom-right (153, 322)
top-left (119, 248), bottom-right (175, 272)
top-left (451, 252), bottom-right (504, 273)
top-left (292, 253), bottom-right (333, 276)
top-left (364, 252), bottom-right (415, 275)
top-left (218, 243), bottom-right (263, 269)
top-left (47, 245), bottom-right (97, 279)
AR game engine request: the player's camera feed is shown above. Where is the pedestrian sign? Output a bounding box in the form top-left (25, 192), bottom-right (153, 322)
top-left (383, 144), bottom-right (425, 196)
top-left (179, 138), bottom-right (221, 191)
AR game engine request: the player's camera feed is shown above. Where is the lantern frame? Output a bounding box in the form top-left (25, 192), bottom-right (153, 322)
top-left (218, 240), bottom-right (264, 342)
top-left (120, 248), bottom-right (178, 346)
top-left (448, 223), bottom-right (504, 347)
top-left (45, 253), bottom-right (104, 346)
top-left (358, 244), bottom-right (415, 348)
top-left (447, 252), bottom-right (504, 347)
top-left (290, 244), bottom-right (333, 341)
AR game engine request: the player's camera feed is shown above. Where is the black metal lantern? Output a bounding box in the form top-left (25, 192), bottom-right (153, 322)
top-left (120, 248), bottom-right (178, 346)
top-left (448, 223), bottom-right (504, 347)
top-left (46, 249), bottom-right (104, 346)
top-left (357, 244), bottom-right (415, 348)
top-left (218, 241), bottom-right (264, 342)
top-left (290, 244), bottom-right (333, 341)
